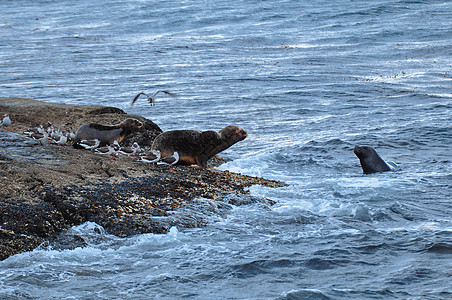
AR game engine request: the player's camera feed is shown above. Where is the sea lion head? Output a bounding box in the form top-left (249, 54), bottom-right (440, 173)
top-left (353, 145), bottom-right (374, 159)
top-left (219, 125), bottom-right (247, 144)
top-left (120, 118), bottom-right (143, 130)
top-left (354, 145), bottom-right (390, 174)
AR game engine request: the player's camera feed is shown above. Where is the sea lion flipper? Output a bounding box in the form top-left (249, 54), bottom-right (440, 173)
top-left (387, 161), bottom-right (398, 170)
top-left (196, 154), bottom-right (209, 168)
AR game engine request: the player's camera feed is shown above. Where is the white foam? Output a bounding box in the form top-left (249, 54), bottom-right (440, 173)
top-left (376, 221), bottom-right (452, 234)
top-left (333, 176), bottom-right (393, 188)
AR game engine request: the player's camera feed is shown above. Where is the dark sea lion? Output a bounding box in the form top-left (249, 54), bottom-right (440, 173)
top-left (354, 145), bottom-right (394, 174)
top-left (151, 125), bottom-right (247, 168)
top-left (73, 118), bottom-right (143, 148)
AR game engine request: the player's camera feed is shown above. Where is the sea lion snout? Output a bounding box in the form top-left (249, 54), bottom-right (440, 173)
top-left (353, 145), bottom-right (369, 157)
top-left (122, 118), bottom-right (143, 130)
top-left (237, 128), bottom-right (247, 140)
top-left (220, 125), bottom-right (247, 141)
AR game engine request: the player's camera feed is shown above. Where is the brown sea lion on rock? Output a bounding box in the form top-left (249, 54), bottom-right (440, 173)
top-left (354, 145), bottom-right (395, 174)
top-left (151, 125), bottom-right (247, 168)
top-left (73, 118), bottom-right (143, 148)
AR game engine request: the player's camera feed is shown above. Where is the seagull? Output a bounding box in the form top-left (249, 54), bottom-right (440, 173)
top-left (112, 140), bottom-right (121, 151)
top-left (118, 142), bottom-right (141, 156)
top-left (30, 132), bottom-right (50, 145)
top-left (1, 114), bottom-right (11, 131)
top-left (50, 128), bottom-right (61, 141)
top-left (54, 135), bottom-right (68, 145)
top-left (30, 132), bottom-right (45, 140)
top-left (37, 125), bottom-right (45, 134)
top-left (139, 150), bottom-right (161, 164)
top-left (93, 141), bottom-right (120, 160)
top-left (93, 144), bottom-right (117, 158)
top-left (93, 145), bottom-right (114, 155)
top-left (130, 90), bottom-right (176, 106)
top-left (158, 152), bottom-right (179, 165)
top-left (78, 139), bottom-right (100, 150)
top-left (24, 127), bottom-right (40, 136)
top-left (68, 131), bottom-right (76, 141)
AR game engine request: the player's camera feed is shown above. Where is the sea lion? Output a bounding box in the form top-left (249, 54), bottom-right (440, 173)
top-left (354, 145), bottom-right (395, 174)
top-left (73, 118), bottom-right (143, 148)
top-left (151, 125), bottom-right (247, 168)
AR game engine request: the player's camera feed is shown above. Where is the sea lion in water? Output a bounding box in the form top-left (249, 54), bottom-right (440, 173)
top-left (151, 125), bottom-right (247, 168)
top-left (73, 118), bottom-right (143, 148)
top-left (354, 145), bottom-right (395, 174)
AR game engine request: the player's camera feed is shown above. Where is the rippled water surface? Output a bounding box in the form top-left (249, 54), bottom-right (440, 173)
top-left (1, 0), bottom-right (451, 299)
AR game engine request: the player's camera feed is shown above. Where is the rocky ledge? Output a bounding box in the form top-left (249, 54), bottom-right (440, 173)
top-left (0, 97), bottom-right (286, 260)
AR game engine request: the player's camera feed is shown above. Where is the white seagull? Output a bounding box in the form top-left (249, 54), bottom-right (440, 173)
top-left (158, 152), bottom-right (179, 166)
top-left (78, 139), bottom-right (101, 150)
top-left (118, 142), bottom-right (141, 156)
top-left (131, 90), bottom-right (176, 106)
top-left (139, 150), bottom-right (161, 164)
top-left (54, 135), bottom-right (68, 145)
top-left (1, 114), bottom-right (11, 131)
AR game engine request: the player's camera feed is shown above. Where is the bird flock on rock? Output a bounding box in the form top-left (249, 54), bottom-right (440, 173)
top-left (22, 122), bottom-right (177, 165)
top-left (2, 89), bottom-right (180, 165)
top-left (0, 114), bottom-right (178, 165)
top-left (78, 139), bottom-right (178, 165)
top-left (23, 121), bottom-right (75, 146)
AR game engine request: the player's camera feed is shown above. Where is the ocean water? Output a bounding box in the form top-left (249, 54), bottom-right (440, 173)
top-left (1, 0), bottom-right (451, 299)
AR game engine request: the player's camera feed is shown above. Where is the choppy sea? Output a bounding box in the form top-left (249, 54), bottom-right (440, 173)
top-left (1, 0), bottom-right (451, 299)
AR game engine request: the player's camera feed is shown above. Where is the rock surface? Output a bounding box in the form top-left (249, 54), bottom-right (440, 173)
top-left (0, 97), bottom-right (286, 260)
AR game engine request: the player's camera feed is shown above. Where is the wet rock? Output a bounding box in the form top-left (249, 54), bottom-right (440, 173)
top-left (0, 97), bottom-right (287, 260)
top-left (0, 229), bottom-right (43, 261)
top-left (86, 106), bottom-right (126, 115)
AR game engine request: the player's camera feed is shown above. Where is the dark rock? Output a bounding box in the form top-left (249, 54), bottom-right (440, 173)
top-left (86, 107), bottom-right (126, 115)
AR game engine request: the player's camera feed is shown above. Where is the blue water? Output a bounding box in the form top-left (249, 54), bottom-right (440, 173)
top-left (1, 0), bottom-right (451, 299)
